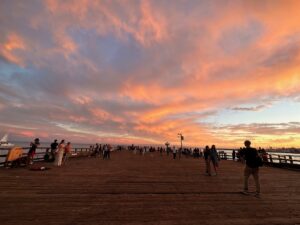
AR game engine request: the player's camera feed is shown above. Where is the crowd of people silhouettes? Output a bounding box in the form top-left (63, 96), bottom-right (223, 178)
top-left (26, 138), bottom-right (262, 197)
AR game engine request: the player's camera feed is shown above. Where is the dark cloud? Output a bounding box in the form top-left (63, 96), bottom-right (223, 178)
top-left (215, 122), bottom-right (300, 136)
top-left (262, 38), bottom-right (300, 68)
top-left (230, 104), bottom-right (269, 111)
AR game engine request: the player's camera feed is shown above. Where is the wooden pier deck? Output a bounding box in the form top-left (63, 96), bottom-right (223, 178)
top-left (0, 151), bottom-right (299, 225)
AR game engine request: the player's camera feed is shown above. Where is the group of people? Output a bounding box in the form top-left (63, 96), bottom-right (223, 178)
top-left (26, 138), bottom-right (262, 197)
top-left (27, 138), bottom-right (72, 167)
top-left (89, 143), bottom-right (112, 159)
top-left (203, 145), bottom-right (219, 176)
top-left (202, 141), bottom-right (261, 197)
top-left (49, 139), bottom-right (72, 166)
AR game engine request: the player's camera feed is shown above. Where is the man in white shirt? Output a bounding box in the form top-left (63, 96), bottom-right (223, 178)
top-left (172, 146), bottom-right (177, 159)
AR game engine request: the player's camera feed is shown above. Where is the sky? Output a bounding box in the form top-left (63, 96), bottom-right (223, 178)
top-left (0, 0), bottom-right (300, 148)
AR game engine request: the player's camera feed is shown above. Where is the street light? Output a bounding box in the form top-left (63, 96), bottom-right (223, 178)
top-left (178, 133), bottom-right (184, 159)
top-left (165, 141), bottom-right (170, 155)
top-left (165, 142), bottom-right (170, 148)
top-left (178, 133), bottom-right (184, 149)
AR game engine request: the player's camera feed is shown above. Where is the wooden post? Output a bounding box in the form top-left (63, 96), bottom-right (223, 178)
top-left (278, 155), bottom-right (281, 164)
top-left (269, 155), bottom-right (273, 163)
top-left (289, 155), bottom-right (293, 164)
top-left (284, 156), bottom-right (287, 164)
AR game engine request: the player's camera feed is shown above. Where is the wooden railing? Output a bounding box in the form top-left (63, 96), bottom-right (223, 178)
top-left (0, 147), bottom-right (93, 167)
top-left (217, 150), bottom-right (300, 169)
top-left (1, 147), bottom-right (299, 169)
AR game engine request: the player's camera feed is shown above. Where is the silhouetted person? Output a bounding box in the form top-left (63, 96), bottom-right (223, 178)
top-left (203, 145), bottom-right (211, 176)
top-left (240, 140), bottom-right (261, 197)
top-left (63, 142), bottom-right (72, 164)
top-left (210, 145), bottom-right (219, 175)
top-left (50, 139), bottom-right (58, 162)
top-left (232, 150), bottom-right (236, 161)
top-left (54, 140), bottom-right (65, 166)
top-left (27, 138), bottom-right (40, 165)
top-left (44, 148), bottom-right (51, 162)
top-left (160, 147), bottom-right (163, 156)
top-left (172, 146), bottom-right (177, 159)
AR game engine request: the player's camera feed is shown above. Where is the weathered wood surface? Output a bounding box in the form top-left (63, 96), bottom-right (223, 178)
top-left (0, 151), bottom-right (299, 225)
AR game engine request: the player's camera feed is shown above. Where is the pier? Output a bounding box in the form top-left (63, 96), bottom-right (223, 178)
top-left (0, 150), bottom-right (299, 225)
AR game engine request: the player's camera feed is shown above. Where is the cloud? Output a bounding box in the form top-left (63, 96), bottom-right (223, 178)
top-left (0, 33), bottom-right (27, 66)
top-left (0, 0), bottom-right (300, 147)
top-left (230, 104), bottom-right (271, 112)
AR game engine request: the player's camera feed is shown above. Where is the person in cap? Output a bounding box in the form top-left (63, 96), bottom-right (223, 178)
top-left (240, 140), bottom-right (261, 197)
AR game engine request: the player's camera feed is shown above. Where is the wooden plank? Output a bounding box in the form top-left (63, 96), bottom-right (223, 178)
top-left (0, 151), bottom-right (299, 225)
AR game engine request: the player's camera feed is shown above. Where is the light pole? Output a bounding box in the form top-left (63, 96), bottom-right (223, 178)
top-left (165, 142), bottom-right (170, 156)
top-left (178, 133), bottom-right (184, 149)
top-left (178, 133), bottom-right (184, 159)
top-left (165, 142), bottom-right (170, 148)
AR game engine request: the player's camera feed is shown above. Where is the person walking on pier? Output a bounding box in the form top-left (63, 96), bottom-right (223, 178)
top-left (178, 147), bottom-right (182, 159)
top-left (210, 145), bottom-right (219, 175)
top-left (166, 146), bottom-right (170, 156)
top-left (203, 145), bottom-right (211, 176)
top-left (172, 146), bottom-right (177, 159)
top-left (159, 147), bottom-right (163, 156)
top-left (103, 144), bottom-right (110, 159)
top-left (240, 140), bottom-right (261, 197)
top-left (107, 144), bottom-right (111, 159)
top-left (54, 140), bottom-right (65, 166)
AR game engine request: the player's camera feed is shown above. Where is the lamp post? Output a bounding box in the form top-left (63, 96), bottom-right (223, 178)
top-left (165, 142), bottom-right (170, 148)
top-left (178, 133), bottom-right (184, 149)
top-left (178, 133), bottom-right (184, 159)
top-left (165, 142), bottom-right (170, 156)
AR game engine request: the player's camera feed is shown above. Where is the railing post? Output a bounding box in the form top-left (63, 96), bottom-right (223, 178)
top-left (289, 156), bottom-right (293, 164)
top-left (278, 155), bottom-right (281, 164)
top-left (284, 156), bottom-right (287, 164)
top-left (269, 155), bottom-right (273, 163)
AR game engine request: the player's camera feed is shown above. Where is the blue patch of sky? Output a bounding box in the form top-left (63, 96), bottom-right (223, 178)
top-left (0, 62), bottom-right (32, 81)
top-left (201, 99), bottom-right (300, 125)
top-left (69, 28), bottom-right (144, 73)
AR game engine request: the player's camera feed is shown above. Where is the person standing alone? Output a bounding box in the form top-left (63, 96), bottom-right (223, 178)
top-left (240, 140), bottom-right (261, 197)
top-left (172, 146), bottom-right (177, 159)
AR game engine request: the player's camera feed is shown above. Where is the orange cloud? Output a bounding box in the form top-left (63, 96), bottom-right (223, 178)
top-left (1, 0), bottom-right (300, 147)
top-left (0, 33), bottom-right (26, 65)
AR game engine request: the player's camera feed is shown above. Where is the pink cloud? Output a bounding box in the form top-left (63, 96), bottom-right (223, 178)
top-left (1, 0), bottom-right (300, 147)
top-left (0, 33), bottom-right (27, 66)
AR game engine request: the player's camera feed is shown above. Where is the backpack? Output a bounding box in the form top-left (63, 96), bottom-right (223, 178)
top-left (255, 156), bottom-right (263, 167)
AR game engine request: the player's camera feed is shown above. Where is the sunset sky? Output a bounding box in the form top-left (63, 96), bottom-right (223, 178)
top-left (0, 0), bottom-right (300, 148)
